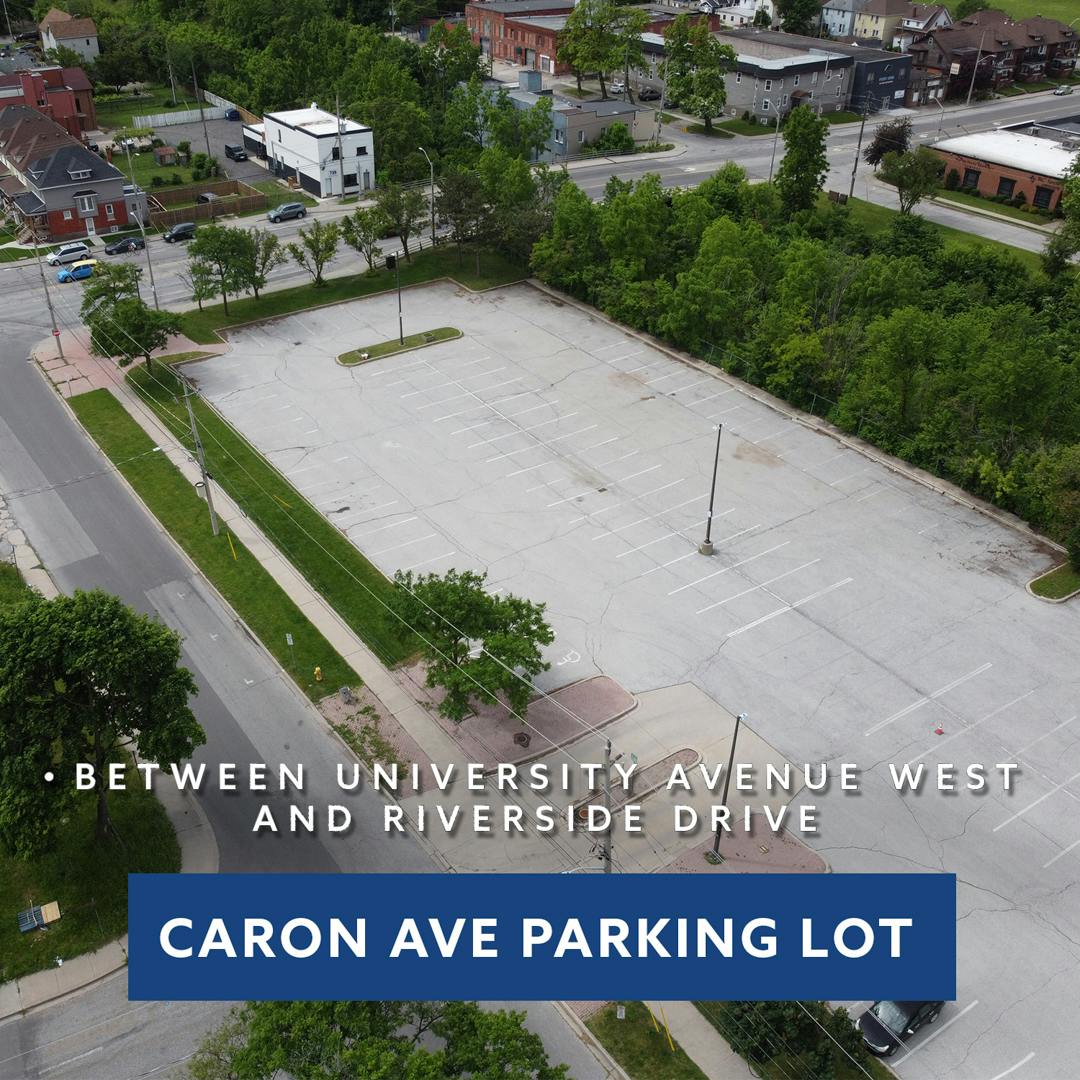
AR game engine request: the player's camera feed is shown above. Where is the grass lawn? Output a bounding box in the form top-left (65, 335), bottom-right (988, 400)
top-left (0, 562), bottom-right (29, 606)
top-left (339, 327), bottom-right (461, 364)
top-left (993, 0), bottom-right (1073, 21)
top-left (180, 246), bottom-right (527, 345)
top-left (838, 196), bottom-right (1045, 275)
top-left (120, 151), bottom-right (196, 190)
top-left (68, 389), bottom-right (362, 692)
top-left (717, 117), bottom-right (777, 136)
top-left (825, 110), bottom-right (863, 125)
top-left (1030, 562), bottom-right (1080, 600)
top-left (934, 189), bottom-right (1054, 225)
top-left (0, 771), bottom-right (178, 984)
top-left (686, 122), bottom-right (736, 137)
top-left (0, 243), bottom-right (59, 263)
top-left (94, 87), bottom-right (200, 130)
top-left (159, 350), bottom-right (217, 365)
top-left (119, 364), bottom-right (416, 667)
top-left (587, 1002), bottom-right (709, 1080)
top-left (252, 180), bottom-right (318, 210)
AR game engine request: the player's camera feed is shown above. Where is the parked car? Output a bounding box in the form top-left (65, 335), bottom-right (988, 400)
top-left (45, 241), bottom-right (92, 266)
top-left (163, 222), bottom-right (196, 243)
top-left (224, 143), bottom-right (247, 161)
top-left (858, 1001), bottom-right (944, 1056)
top-left (267, 202), bottom-right (307, 223)
top-left (15, 30), bottom-right (38, 41)
top-left (1053, 84), bottom-right (1074, 95)
top-left (105, 235), bottom-right (145, 254)
top-left (610, 78), bottom-right (626, 94)
top-left (56, 259), bottom-right (97, 283)
top-left (196, 192), bottom-right (219, 204)
top-left (637, 85), bottom-right (662, 101)
top-left (225, 108), bottom-right (241, 120)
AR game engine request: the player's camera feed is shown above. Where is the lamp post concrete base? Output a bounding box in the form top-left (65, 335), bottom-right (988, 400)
top-left (698, 540), bottom-right (714, 556)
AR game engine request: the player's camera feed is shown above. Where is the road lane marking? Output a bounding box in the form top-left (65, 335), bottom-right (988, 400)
top-left (866, 663), bottom-right (994, 737)
top-left (725, 577), bottom-right (853, 638)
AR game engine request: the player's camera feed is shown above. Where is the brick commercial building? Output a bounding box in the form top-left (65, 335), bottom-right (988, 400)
top-left (931, 129), bottom-right (1077, 211)
top-left (0, 66), bottom-right (97, 138)
top-left (466, 0), bottom-right (575, 70)
top-left (0, 105), bottom-right (131, 240)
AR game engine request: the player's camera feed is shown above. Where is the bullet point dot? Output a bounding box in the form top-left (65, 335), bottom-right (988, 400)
top-left (44, 771), bottom-right (54, 782)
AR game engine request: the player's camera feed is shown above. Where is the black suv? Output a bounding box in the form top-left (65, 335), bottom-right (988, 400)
top-left (858, 1001), bottom-right (944, 1056)
top-left (163, 222), bottom-right (196, 243)
top-left (224, 144), bottom-right (247, 161)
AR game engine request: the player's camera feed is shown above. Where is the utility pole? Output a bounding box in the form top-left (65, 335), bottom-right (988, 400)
top-left (601, 739), bottom-right (624, 874)
top-left (335, 93), bottom-right (345, 202)
top-left (712, 712), bottom-right (746, 856)
top-left (182, 385), bottom-right (219, 536)
top-left (30, 220), bottom-right (64, 363)
top-left (768, 112), bottom-right (781, 182)
top-left (190, 59), bottom-right (212, 161)
top-left (418, 146), bottom-right (436, 247)
top-left (2, 0), bottom-right (13, 43)
top-left (122, 140), bottom-right (159, 309)
top-left (386, 254), bottom-right (404, 344)
top-left (163, 35), bottom-right (178, 106)
top-left (654, 79), bottom-right (667, 145)
top-left (965, 29), bottom-right (987, 108)
top-left (698, 423), bottom-right (723, 556)
top-left (849, 98), bottom-right (869, 199)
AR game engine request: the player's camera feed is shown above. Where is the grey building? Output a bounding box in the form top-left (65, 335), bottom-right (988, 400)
top-left (725, 29), bottom-right (912, 112)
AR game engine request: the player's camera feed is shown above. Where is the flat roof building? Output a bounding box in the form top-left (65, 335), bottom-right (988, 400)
top-left (259, 106), bottom-right (374, 198)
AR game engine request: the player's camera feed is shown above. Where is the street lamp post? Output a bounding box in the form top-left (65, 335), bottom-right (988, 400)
top-left (767, 113), bottom-right (781, 182)
top-left (418, 146), bottom-right (435, 248)
top-left (386, 254), bottom-right (404, 344)
top-left (712, 712), bottom-right (747, 856)
top-left (965, 30), bottom-right (989, 108)
top-left (121, 140), bottom-right (159, 309)
top-left (698, 423), bottom-right (723, 556)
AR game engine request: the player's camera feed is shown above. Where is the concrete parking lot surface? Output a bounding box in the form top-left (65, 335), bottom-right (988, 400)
top-left (190, 281), bottom-right (1080, 1079)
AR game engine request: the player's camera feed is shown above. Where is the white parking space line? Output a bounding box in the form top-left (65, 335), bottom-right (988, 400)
top-left (350, 516), bottom-right (419, 539)
top-left (894, 1002), bottom-right (979, 1063)
top-left (592, 342), bottom-right (624, 353)
top-left (725, 577), bottom-right (853, 639)
top-left (1015, 715), bottom-right (1076, 755)
top-left (692, 389), bottom-right (735, 406)
top-left (668, 539), bottom-right (786, 596)
top-left (369, 532), bottom-right (438, 556)
top-left (581, 436), bottom-right (619, 452)
top-left (917, 521), bottom-right (943, 535)
top-left (470, 412), bottom-right (578, 448)
top-left (506, 461), bottom-right (552, 479)
top-left (508, 400), bottom-right (558, 419)
top-left (568, 479), bottom-right (687, 527)
top-left (1043, 838), bottom-right (1080, 869)
top-left (402, 550), bottom-right (457, 572)
top-left (416, 376), bottom-right (521, 409)
top-left (639, 550), bottom-right (698, 577)
top-left (751, 426), bottom-right (790, 445)
top-left (451, 420), bottom-right (496, 435)
top-left (285, 463), bottom-right (321, 476)
top-left (903, 691), bottom-right (1035, 768)
top-left (696, 559), bottom-right (821, 615)
top-left (854, 487), bottom-right (887, 503)
top-left (985, 1052), bottom-right (1037, 1080)
top-left (595, 450), bottom-right (639, 470)
top-left (614, 463), bottom-right (663, 484)
top-left (668, 379), bottom-right (713, 395)
top-left (589, 495), bottom-right (709, 539)
top-left (546, 424), bottom-right (599, 445)
top-left (615, 531), bottom-right (682, 559)
top-left (830, 467), bottom-right (872, 487)
top-left (866, 663), bottom-right (994, 737)
top-left (547, 487), bottom-right (601, 509)
top-left (994, 769), bottom-right (1080, 832)
top-left (643, 370), bottom-right (682, 386)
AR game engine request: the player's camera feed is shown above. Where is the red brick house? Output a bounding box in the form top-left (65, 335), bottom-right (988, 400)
top-left (0, 105), bottom-right (130, 240)
top-left (0, 66), bottom-right (97, 137)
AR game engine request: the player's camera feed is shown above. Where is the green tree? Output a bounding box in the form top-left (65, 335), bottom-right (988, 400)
top-left (530, 181), bottom-right (605, 301)
top-left (341, 206), bottom-right (390, 272)
top-left (558, 0), bottom-right (646, 100)
top-left (773, 105), bottom-right (829, 217)
top-left (879, 147), bottom-right (944, 214)
top-left (236, 228), bottom-right (287, 300)
top-left (375, 182), bottom-right (428, 262)
top-left (179, 260), bottom-right (219, 312)
top-left (775, 0), bottom-right (822, 35)
top-left (287, 219), bottom-right (341, 286)
top-left (388, 569), bottom-right (554, 723)
top-left (863, 116), bottom-right (913, 167)
top-left (80, 263), bottom-right (182, 369)
top-left (437, 170), bottom-right (488, 265)
top-left (188, 224), bottom-right (250, 313)
top-left (661, 14), bottom-right (695, 108)
top-left (442, 77), bottom-right (489, 163)
top-left (1043, 157), bottom-right (1080, 275)
top-left (683, 22), bottom-right (736, 133)
top-left (484, 88), bottom-right (553, 161)
top-left (0, 589), bottom-right (202, 854)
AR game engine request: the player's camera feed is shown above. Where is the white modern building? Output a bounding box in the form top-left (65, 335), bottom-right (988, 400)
top-left (258, 106), bottom-right (374, 199)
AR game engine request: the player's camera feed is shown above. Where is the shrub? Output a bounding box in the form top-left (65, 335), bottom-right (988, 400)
top-left (151, 175), bottom-right (164, 188)
top-left (1012, 190), bottom-right (1026, 205)
top-left (944, 168), bottom-right (960, 190)
top-left (170, 172), bottom-right (183, 185)
top-left (1067, 526), bottom-right (1080, 570)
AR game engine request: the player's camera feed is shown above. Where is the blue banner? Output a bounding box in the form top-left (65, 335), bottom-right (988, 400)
top-left (128, 872), bottom-right (955, 1001)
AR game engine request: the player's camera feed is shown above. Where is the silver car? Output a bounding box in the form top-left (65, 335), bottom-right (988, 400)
top-left (46, 241), bottom-right (92, 266)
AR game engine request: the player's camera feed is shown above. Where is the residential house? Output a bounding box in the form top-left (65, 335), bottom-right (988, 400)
top-left (0, 105), bottom-right (130, 239)
top-left (852, 0), bottom-right (913, 47)
top-left (931, 128), bottom-right (1077, 210)
top-left (0, 66), bottom-right (97, 137)
top-left (38, 8), bottom-right (100, 63)
top-left (819, 0), bottom-right (873, 39)
top-left (724, 29), bottom-right (910, 112)
top-left (258, 106), bottom-right (374, 197)
top-left (891, 3), bottom-right (951, 51)
top-left (697, 0), bottom-right (776, 30)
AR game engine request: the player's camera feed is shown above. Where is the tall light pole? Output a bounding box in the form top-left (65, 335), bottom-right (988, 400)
top-left (768, 112), bottom-right (781, 182)
top-left (699, 423), bottom-right (723, 556)
top-left (29, 219), bottom-right (64, 364)
top-left (712, 712), bottom-right (747, 856)
top-left (121, 138), bottom-right (159, 309)
top-left (849, 98), bottom-right (868, 199)
top-left (190, 59), bottom-right (213, 161)
top-left (418, 146), bottom-right (435, 247)
top-left (2, 0), bottom-right (13, 42)
top-left (386, 254), bottom-right (404, 344)
top-left (965, 30), bottom-right (988, 108)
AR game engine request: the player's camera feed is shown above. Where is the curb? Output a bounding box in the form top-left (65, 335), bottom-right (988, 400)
top-left (928, 194), bottom-right (1057, 234)
top-left (552, 1001), bottom-right (633, 1080)
top-left (1025, 569), bottom-right (1080, 604)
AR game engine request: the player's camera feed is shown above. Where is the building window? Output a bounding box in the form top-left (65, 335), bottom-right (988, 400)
top-left (105, 203), bottom-right (114, 218)
top-left (812, 71), bottom-right (818, 84)
top-left (63, 209), bottom-right (73, 220)
top-left (782, 94), bottom-right (789, 106)
top-left (555, 128), bottom-right (565, 144)
top-left (735, 71), bottom-right (741, 83)
top-left (762, 99), bottom-right (771, 111)
top-left (996, 177), bottom-right (1016, 198)
top-left (577, 129), bottom-right (584, 143)
top-left (74, 193), bottom-right (96, 214)
top-left (962, 168), bottom-right (980, 188)
top-left (764, 78), bottom-right (772, 91)
top-left (793, 74), bottom-right (799, 86)
top-left (331, 146), bottom-right (340, 160)
top-left (356, 146), bottom-right (367, 156)
top-left (1033, 185), bottom-right (1053, 209)
top-left (836, 84), bottom-right (842, 97)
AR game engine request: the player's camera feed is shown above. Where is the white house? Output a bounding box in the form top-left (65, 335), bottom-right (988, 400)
top-left (38, 8), bottom-right (100, 63)
top-left (261, 106), bottom-right (374, 199)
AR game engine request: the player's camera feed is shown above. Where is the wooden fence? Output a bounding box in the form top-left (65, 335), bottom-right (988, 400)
top-left (148, 179), bottom-right (267, 229)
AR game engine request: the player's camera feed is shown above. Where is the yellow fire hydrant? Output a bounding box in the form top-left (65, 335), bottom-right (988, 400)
top-left (314, 665), bottom-right (323, 682)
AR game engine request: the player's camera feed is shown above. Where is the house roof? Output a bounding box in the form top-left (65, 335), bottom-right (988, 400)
top-left (0, 105), bottom-right (122, 190)
top-left (900, 3), bottom-right (950, 28)
top-left (932, 130), bottom-right (1078, 179)
top-left (724, 28), bottom-right (900, 63)
top-left (38, 7), bottom-right (98, 38)
top-left (60, 66), bottom-right (92, 91)
top-left (860, 0), bottom-right (910, 16)
top-left (264, 106), bottom-right (370, 137)
top-left (466, 0), bottom-right (573, 13)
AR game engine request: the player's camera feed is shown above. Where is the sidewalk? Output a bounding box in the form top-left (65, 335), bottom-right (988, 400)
top-left (644, 1001), bottom-right (751, 1080)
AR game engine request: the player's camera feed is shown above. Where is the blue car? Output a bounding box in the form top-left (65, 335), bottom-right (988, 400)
top-left (56, 259), bottom-right (97, 283)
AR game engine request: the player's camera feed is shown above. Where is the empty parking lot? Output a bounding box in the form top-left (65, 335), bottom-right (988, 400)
top-left (191, 280), bottom-right (1080, 1079)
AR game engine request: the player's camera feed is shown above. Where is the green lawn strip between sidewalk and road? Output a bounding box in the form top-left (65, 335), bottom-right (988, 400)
top-left (586, 1001), bottom-right (709, 1080)
top-left (180, 247), bottom-right (527, 345)
top-left (251, 181), bottom-right (319, 210)
top-left (339, 327), bottom-right (461, 365)
top-left (1029, 562), bottom-right (1080, 600)
top-left (0, 758), bottom-right (178, 985)
top-left (68, 389), bottom-right (361, 694)
top-left (686, 122), bottom-right (736, 138)
top-left (121, 363), bottom-right (416, 667)
top-left (0, 563), bottom-right (28, 606)
top-left (933, 189), bottom-right (1055, 226)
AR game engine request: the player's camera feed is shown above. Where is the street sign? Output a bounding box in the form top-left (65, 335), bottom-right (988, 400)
top-left (285, 633), bottom-right (294, 646)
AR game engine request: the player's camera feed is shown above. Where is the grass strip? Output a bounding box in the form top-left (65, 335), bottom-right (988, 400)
top-left (0, 563), bottom-right (30, 606)
top-left (1030, 562), bottom-right (1080, 600)
top-left (933, 189), bottom-right (1054, 225)
top-left (121, 364), bottom-right (415, 666)
top-left (68, 389), bottom-right (360, 694)
top-left (339, 327), bottom-right (461, 364)
top-left (0, 764), bottom-right (178, 984)
top-left (586, 1001), bottom-right (709, 1080)
top-left (180, 247), bottom-right (527, 345)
